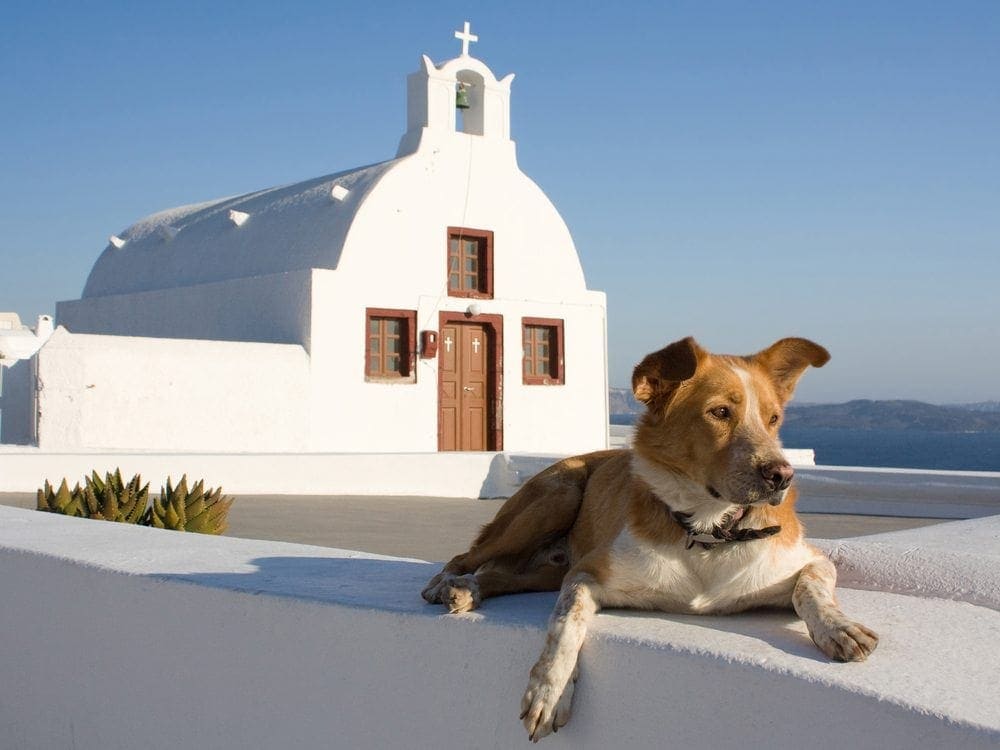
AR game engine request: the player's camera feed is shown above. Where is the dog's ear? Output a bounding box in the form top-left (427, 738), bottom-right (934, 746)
top-left (632, 336), bottom-right (704, 407)
top-left (753, 338), bottom-right (830, 402)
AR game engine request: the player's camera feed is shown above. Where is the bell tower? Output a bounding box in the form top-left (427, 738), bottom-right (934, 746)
top-left (396, 22), bottom-right (515, 157)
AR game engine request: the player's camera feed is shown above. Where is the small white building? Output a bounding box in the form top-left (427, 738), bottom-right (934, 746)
top-left (2, 25), bottom-right (609, 454)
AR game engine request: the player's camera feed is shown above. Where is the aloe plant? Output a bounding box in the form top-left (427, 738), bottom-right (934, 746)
top-left (38, 470), bottom-right (232, 534)
top-left (82, 469), bottom-right (149, 524)
top-left (145, 475), bottom-right (233, 535)
top-left (37, 478), bottom-right (84, 517)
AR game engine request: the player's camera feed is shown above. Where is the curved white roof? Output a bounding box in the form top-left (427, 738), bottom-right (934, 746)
top-left (82, 159), bottom-right (400, 298)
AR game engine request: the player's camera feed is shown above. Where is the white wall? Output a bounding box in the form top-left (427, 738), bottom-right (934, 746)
top-left (58, 270), bottom-right (313, 349)
top-left (1, 505), bottom-right (997, 750)
top-left (34, 328), bottom-right (310, 451)
top-left (309, 273), bottom-right (607, 453)
top-left (306, 129), bottom-right (609, 454)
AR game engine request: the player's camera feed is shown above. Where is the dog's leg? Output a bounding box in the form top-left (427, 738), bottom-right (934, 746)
top-left (423, 475), bottom-right (587, 606)
top-left (426, 553), bottom-right (570, 614)
top-left (521, 570), bottom-right (601, 742)
top-left (792, 557), bottom-right (879, 661)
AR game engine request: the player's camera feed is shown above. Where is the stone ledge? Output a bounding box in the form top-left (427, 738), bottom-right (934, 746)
top-left (1, 505), bottom-right (998, 749)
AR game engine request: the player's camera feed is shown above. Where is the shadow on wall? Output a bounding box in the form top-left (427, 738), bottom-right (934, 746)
top-left (148, 555), bottom-right (823, 659)
top-left (148, 555), bottom-right (559, 627)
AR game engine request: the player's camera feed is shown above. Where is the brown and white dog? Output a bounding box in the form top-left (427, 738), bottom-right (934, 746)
top-left (422, 336), bottom-right (878, 741)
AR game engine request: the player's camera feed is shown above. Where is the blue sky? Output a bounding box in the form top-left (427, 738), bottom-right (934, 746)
top-left (2, 1), bottom-right (997, 403)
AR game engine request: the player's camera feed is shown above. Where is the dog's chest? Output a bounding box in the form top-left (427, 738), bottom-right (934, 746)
top-left (604, 528), bottom-right (810, 614)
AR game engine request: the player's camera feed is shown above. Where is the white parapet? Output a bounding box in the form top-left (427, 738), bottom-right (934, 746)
top-left (0, 505), bottom-right (997, 749)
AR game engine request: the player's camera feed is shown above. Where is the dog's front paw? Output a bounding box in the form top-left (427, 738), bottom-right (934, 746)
top-left (812, 618), bottom-right (879, 662)
top-left (520, 672), bottom-right (574, 742)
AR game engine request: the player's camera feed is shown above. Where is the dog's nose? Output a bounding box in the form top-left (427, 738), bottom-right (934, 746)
top-left (760, 461), bottom-right (794, 491)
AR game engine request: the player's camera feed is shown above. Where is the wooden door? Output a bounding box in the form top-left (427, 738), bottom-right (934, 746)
top-left (439, 322), bottom-right (490, 451)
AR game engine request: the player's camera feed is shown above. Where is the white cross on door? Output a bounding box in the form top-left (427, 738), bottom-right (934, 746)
top-left (472, 337), bottom-right (481, 354)
top-left (444, 336), bottom-right (454, 352)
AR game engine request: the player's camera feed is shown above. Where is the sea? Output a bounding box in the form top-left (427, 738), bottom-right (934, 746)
top-left (780, 427), bottom-right (1000, 472)
top-left (609, 416), bottom-right (1000, 472)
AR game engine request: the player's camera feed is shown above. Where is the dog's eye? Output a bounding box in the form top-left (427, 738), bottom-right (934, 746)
top-left (710, 406), bottom-right (732, 420)
top-left (769, 414), bottom-right (780, 426)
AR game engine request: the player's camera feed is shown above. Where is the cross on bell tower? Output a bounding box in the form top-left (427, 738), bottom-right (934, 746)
top-left (396, 23), bottom-right (516, 157)
top-left (454, 21), bottom-right (478, 57)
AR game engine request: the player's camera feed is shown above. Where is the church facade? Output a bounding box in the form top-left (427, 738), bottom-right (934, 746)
top-left (2, 25), bottom-right (609, 454)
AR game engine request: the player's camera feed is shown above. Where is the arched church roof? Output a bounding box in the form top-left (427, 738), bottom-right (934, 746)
top-left (82, 159), bottom-right (399, 298)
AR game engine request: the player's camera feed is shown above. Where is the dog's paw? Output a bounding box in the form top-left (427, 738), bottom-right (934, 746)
top-left (421, 574), bottom-right (481, 613)
top-left (520, 674), bottom-right (573, 742)
top-left (441, 575), bottom-right (481, 613)
top-left (420, 572), bottom-right (447, 604)
top-left (812, 618), bottom-right (879, 662)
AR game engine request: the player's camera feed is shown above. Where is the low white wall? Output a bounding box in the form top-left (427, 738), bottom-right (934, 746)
top-left (1, 506), bottom-right (997, 750)
top-left (2, 449), bottom-right (1000, 519)
top-left (795, 465), bottom-right (1000, 519)
top-left (34, 328), bottom-right (310, 452)
top-left (815, 517), bottom-right (1000, 610)
top-left (0, 449), bottom-right (517, 497)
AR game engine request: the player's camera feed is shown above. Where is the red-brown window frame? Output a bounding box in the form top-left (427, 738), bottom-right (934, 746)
top-left (522, 317), bottom-right (565, 385)
top-left (447, 227), bottom-right (494, 299)
top-left (365, 307), bottom-right (417, 382)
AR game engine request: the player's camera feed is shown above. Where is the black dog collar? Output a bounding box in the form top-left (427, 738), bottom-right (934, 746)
top-left (667, 506), bottom-right (781, 550)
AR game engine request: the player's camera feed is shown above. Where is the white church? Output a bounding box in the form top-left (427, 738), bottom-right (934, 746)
top-left (0, 24), bottom-right (609, 455)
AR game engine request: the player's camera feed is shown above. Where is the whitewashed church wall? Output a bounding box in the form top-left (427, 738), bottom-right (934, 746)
top-left (34, 329), bottom-right (309, 451)
top-left (0, 360), bottom-right (36, 445)
top-left (337, 136), bottom-right (588, 300)
top-left (306, 270), bottom-right (433, 452)
top-left (295, 133), bottom-right (608, 453)
top-left (57, 270), bottom-right (313, 349)
top-left (306, 273), bottom-right (608, 453)
top-left (501, 298), bottom-right (609, 453)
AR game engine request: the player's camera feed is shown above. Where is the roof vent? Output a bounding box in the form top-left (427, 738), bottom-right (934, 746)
top-left (228, 209), bottom-right (250, 227)
top-left (109, 235), bottom-right (127, 249)
top-left (330, 184), bottom-right (350, 201)
top-left (158, 225), bottom-right (179, 241)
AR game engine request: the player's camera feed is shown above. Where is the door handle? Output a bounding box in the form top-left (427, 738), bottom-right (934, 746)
top-left (463, 386), bottom-right (475, 392)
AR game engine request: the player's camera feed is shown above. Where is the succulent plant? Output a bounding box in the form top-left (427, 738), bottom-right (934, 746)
top-left (81, 469), bottom-right (149, 524)
top-left (38, 470), bottom-right (232, 534)
top-left (38, 469), bottom-right (150, 523)
top-left (145, 475), bottom-right (233, 535)
top-left (37, 478), bottom-right (84, 517)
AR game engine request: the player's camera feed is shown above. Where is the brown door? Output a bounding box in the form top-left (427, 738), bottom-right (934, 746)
top-left (439, 322), bottom-right (491, 451)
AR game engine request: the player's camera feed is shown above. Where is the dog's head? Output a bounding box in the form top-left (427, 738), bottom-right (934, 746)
top-left (631, 336), bottom-right (829, 506)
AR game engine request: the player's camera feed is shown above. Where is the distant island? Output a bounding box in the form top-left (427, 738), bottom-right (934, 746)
top-left (608, 389), bottom-right (1000, 433)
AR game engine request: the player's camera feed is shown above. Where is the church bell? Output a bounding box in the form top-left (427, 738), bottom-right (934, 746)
top-left (455, 82), bottom-right (471, 110)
